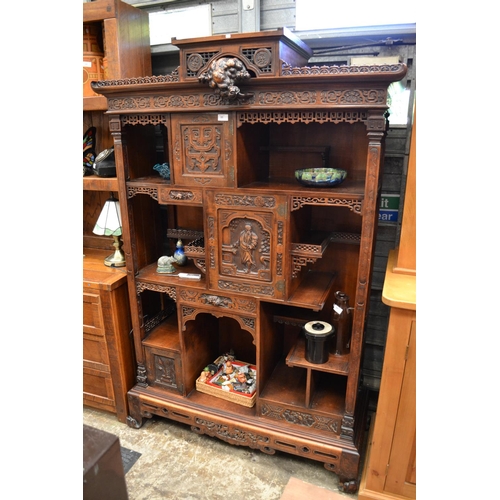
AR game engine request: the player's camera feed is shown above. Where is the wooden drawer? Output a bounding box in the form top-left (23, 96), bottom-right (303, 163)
top-left (83, 365), bottom-right (115, 413)
top-left (83, 291), bottom-right (104, 335)
top-left (158, 185), bottom-right (203, 206)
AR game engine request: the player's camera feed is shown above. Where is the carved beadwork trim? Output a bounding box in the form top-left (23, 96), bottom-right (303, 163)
top-left (91, 70), bottom-right (180, 89)
top-left (237, 111), bottom-right (368, 126)
top-left (281, 62), bottom-right (405, 77)
top-left (291, 196), bottom-right (363, 214)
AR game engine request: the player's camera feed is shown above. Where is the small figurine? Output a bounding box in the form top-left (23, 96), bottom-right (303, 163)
top-left (224, 360), bottom-right (235, 375)
top-left (157, 255), bottom-right (177, 274)
top-left (174, 239), bottom-right (187, 266)
top-left (199, 369), bottom-right (210, 383)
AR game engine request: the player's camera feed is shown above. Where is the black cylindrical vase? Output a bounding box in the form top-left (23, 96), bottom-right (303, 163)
top-left (303, 321), bottom-right (334, 364)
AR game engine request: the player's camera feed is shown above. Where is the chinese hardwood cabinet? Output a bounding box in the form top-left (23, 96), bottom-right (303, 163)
top-left (92, 29), bottom-right (407, 491)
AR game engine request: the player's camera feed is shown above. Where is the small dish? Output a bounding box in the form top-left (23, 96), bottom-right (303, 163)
top-left (295, 168), bottom-right (347, 187)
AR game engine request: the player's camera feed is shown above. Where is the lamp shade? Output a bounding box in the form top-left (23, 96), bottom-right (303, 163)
top-left (93, 196), bottom-right (122, 236)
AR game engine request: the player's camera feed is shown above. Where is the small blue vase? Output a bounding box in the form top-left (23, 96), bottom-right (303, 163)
top-left (174, 239), bottom-right (187, 266)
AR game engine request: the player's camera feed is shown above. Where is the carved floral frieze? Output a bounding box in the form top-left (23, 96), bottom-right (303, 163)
top-left (260, 402), bottom-right (340, 435)
top-left (106, 89), bottom-right (386, 112)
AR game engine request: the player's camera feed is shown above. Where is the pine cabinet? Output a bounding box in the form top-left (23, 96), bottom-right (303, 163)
top-left (92, 29), bottom-right (406, 491)
top-left (358, 111), bottom-right (416, 499)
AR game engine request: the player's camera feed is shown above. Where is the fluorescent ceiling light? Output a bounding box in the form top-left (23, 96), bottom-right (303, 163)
top-left (295, 0), bottom-right (415, 31)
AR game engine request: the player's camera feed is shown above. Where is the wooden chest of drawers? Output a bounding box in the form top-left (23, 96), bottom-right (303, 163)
top-left (83, 248), bottom-right (135, 423)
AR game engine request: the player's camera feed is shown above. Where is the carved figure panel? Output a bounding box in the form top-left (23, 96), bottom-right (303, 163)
top-left (144, 347), bottom-right (183, 395)
top-left (219, 213), bottom-right (272, 282)
top-left (154, 354), bottom-right (178, 389)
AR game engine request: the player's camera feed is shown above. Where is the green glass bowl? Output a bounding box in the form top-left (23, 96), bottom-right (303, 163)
top-left (295, 168), bottom-right (347, 187)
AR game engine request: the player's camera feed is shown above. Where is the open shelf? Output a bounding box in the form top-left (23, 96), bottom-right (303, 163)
top-left (259, 360), bottom-right (347, 416)
top-left (287, 271), bottom-right (336, 311)
top-left (142, 313), bottom-right (180, 352)
top-left (83, 175), bottom-right (119, 192)
top-left (136, 261), bottom-right (207, 290)
top-left (286, 337), bottom-right (349, 375)
top-left (239, 178), bottom-right (366, 199)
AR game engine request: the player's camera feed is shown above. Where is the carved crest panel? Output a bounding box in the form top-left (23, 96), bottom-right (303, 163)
top-left (171, 113), bottom-right (235, 187)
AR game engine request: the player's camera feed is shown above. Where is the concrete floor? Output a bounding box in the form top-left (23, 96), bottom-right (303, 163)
top-left (83, 406), bottom-right (361, 500)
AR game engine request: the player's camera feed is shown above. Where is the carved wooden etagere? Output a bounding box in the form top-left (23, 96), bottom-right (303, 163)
top-left (93, 28), bottom-right (406, 491)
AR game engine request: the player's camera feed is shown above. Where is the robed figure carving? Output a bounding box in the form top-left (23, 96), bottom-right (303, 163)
top-left (237, 223), bottom-right (258, 273)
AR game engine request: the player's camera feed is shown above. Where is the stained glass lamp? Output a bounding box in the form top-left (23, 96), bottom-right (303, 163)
top-left (92, 194), bottom-right (126, 267)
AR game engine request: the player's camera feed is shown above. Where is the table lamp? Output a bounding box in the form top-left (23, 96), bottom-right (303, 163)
top-left (92, 194), bottom-right (126, 267)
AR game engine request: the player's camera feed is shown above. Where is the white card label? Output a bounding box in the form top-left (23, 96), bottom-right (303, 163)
top-left (333, 304), bottom-right (343, 314)
top-left (218, 114), bottom-right (229, 121)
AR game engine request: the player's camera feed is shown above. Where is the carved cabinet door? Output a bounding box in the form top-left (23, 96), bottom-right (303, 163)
top-left (170, 112), bottom-right (236, 187)
top-left (205, 189), bottom-right (288, 300)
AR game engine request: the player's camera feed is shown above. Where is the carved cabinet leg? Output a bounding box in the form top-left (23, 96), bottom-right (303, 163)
top-left (127, 391), bottom-right (145, 429)
top-left (338, 476), bottom-right (359, 493)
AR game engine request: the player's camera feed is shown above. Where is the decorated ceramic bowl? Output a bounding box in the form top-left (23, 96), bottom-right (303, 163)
top-left (295, 168), bottom-right (347, 187)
